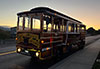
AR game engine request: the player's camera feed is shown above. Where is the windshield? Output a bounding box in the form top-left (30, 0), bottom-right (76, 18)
top-left (19, 17), bottom-right (23, 30)
top-left (32, 18), bottom-right (40, 30)
top-left (25, 17), bottom-right (31, 30)
top-left (18, 16), bottom-right (41, 31)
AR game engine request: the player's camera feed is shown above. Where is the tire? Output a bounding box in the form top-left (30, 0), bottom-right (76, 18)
top-left (56, 47), bottom-right (63, 60)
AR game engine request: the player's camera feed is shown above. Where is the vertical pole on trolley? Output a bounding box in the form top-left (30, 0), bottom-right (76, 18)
top-left (31, 17), bottom-right (33, 30)
top-left (17, 16), bottom-right (19, 31)
top-left (51, 16), bottom-right (54, 56)
top-left (66, 21), bottom-right (70, 44)
top-left (62, 19), bottom-right (64, 32)
top-left (23, 17), bottom-right (25, 30)
top-left (40, 13), bottom-right (43, 33)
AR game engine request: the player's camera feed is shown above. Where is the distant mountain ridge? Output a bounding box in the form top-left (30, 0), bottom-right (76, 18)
top-left (0, 26), bottom-right (10, 31)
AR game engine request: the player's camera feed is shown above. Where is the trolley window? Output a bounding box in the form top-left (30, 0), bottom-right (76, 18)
top-left (24, 17), bottom-right (31, 30)
top-left (19, 17), bottom-right (23, 30)
top-left (32, 18), bottom-right (41, 30)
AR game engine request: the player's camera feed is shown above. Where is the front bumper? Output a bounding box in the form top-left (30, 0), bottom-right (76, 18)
top-left (16, 46), bottom-right (40, 58)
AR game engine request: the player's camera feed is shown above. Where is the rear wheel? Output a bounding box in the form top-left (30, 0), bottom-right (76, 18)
top-left (55, 46), bottom-right (63, 60)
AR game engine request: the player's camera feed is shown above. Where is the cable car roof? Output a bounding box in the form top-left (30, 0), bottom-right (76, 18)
top-left (17, 7), bottom-right (82, 23)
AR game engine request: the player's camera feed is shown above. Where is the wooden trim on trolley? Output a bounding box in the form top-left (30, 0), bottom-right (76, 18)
top-left (42, 40), bottom-right (63, 45)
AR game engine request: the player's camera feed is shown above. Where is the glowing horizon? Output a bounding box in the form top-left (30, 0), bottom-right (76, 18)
top-left (0, 0), bottom-right (100, 30)
top-left (0, 14), bottom-right (99, 30)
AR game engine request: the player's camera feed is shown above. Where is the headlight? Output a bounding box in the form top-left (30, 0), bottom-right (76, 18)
top-left (17, 48), bottom-right (21, 52)
top-left (36, 52), bottom-right (39, 57)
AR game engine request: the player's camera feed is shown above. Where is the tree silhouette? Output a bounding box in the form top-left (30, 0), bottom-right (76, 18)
top-left (0, 29), bottom-right (10, 40)
top-left (87, 27), bottom-right (100, 35)
top-left (87, 27), bottom-right (96, 35)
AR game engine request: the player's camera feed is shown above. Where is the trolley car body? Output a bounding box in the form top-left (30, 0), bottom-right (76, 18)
top-left (16, 7), bottom-right (86, 60)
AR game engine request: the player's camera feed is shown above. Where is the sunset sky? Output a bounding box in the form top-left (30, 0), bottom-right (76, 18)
top-left (0, 0), bottom-right (100, 30)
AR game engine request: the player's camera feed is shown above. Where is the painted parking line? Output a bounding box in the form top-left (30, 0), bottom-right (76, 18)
top-left (0, 51), bottom-right (16, 56)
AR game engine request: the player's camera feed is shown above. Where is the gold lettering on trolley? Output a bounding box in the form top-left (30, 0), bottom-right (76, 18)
top-left (17, 33), bottom-right (40, 48)
top-left (29, 34), bottom-right (40, 48)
